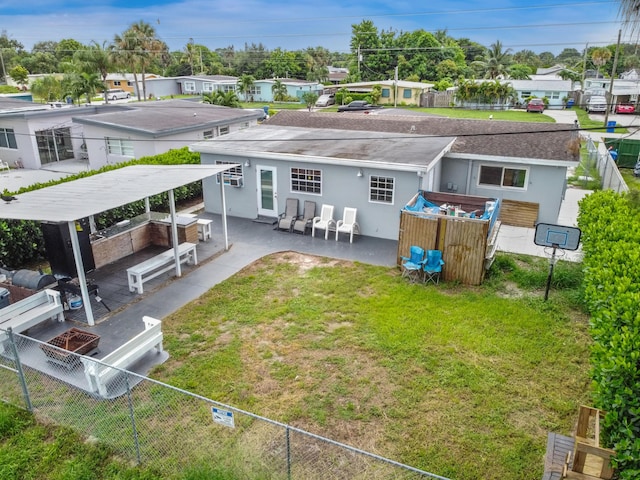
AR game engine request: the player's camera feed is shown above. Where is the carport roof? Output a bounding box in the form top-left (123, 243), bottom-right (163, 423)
top-left (0, 164), bottom-right (233, 223)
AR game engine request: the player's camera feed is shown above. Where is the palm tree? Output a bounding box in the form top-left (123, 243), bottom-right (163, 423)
top-left (202, 90), bottom-right (240, 107)
top-left (472, 41), bottom-right (512, 79)
top-left (237, 74), bottom-right (255, 102)
top-left (31, 75), bottom-right (62, 102)
top-left (271, 79), bottom-right (287, 102)
top-left (112, 29), bottom-right (141, 101)
top-left (62, 72), bottom-right (103, 104)
top-left (591, 47), bottom-right (612, 78)
top-left (74, 41), bottom-right (113, 103)
top-left (130, 21), bottom-right (160, 101)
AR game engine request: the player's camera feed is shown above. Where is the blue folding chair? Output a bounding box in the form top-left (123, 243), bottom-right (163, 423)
top-left (401, 246), bottom-right (426, 283)
top-left (423, 250), bottom-right (444, 285)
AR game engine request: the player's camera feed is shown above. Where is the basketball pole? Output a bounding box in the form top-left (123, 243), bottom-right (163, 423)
top-left (544, 244), bottom-right (558, 301)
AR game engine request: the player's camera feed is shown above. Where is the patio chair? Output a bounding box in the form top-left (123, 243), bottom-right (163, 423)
top-left (292, 200), bottom-right (316, 235)
top-left (423, 250), bottom-right (444, 285)
top-left (400, 246), bottom-right (426, 283)
top-left (312, 204), bottom-right (336, 240)
top-left (276, 198), bottom-right (298, 232)
top-left (335, 207), bottom-right (360, 243)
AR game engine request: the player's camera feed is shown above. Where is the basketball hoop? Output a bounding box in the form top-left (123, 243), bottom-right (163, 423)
top-left (535, 223), bottom-right (581, 301)
top-left (544, 245), bottom-right (565, 265)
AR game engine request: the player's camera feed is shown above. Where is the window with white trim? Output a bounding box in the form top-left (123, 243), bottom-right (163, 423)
top-left (219, 126), bottom-right (230, 135)
top-left (222, 84), bottom-right (235, 92)
top-left (203, 130), bottom-right (214, 139)
top-left (479, 165), bottom-right (527, 189)
top-left (369, 176), bottom-right (394, 204)
top-left (106, 137), bottom-right (134, 156)
top-left (381, 88), bottom-right (390, 98)
top-left (203, 82), bottom-right (213, 92)
top-left (0, 128), bottom-right (17, 149)
top-left (403, 89), bottom-right (411, 99)
top-left (248, 86), bottom-right (261, 95)
top-left (291, 167), bottom-right (321, 194)
top-left (184, 81), bottom-right (196, 92)
top-left (114, 81), bottom-right (121, 86)
top-left (551, 92), bottom-right (560, 99)
top-left (215, 160), bottom-right (244, 185)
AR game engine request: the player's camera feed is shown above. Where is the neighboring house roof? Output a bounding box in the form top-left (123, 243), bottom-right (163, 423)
top-left (192, 124), bottom-right (455, 170)
top-left (0, 98), bottom-right (50, 114)
top-left (265, 111), bottom-right (577, 161)
top-left (255, 78), bottom-right (320, 86)
top-left (334, 80), bottom-right (434, 91)
top-left (504, 79), bottom-right (573, 92)
top-left (620, 69), bottom-right (639, 80)
top-left (105, 73), bottom-right (158, 81)
top-left (72, 99), bottom-right (261, 137)
top-left (535, 65), bottom-right (566, 76)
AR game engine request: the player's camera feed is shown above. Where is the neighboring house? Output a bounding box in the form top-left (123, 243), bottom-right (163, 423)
top-left (327, 80), bottom-right (434, 107)
top-left (0, 98), bottom-right (104, 169)
top-left (583, 78), bottom-right (640, 106)
top-left (105, 73), bottom-right (161, 96)
top-left (327, 66), bottom-right (349, 84)
top-left (246, 79), bottom-right (323, 102)
top-left (192, 111), bottom-right (576, 240)
top-left (620, 69), bottom-right (639, 80)
top-left (138, 75), bottom-right (238, 98)
top-left (505, 79), bottom-right (574, 108)
top-left (6, 73), bottom-right (64, 90)
top-left (73, 99), bottom-right (263, 170)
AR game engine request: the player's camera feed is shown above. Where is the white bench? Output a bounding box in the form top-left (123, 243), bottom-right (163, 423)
top-left (0, 289), bottom-right (64, 344)
top-left (127, 242), bottom-right (198, 294)
top-left (81, 316), bottom-right (163, 397)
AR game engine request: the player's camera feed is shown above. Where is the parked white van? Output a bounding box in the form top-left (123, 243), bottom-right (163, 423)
top-left (586, 96), bottom-right (607, 114)
top-left (105, 89), bottom-right (131, 100)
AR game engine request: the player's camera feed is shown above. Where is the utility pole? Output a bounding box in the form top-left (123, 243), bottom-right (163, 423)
top-left (604, 29), bottom-right (622, 129)
top-left (394, 66), bottom-right (398, 108)
top-left (581, 42), bottom-right (588, 90)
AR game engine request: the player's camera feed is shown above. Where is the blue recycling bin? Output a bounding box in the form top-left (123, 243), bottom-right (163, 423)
top-left (262, 106), bottom-right (269, 116)
top-left (606, 121), bottom-right (616, 133)
top-left (566, 98), bottom-right (574, 108)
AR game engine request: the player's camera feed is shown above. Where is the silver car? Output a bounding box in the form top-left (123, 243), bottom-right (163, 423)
top-left (106, 89), bottom-right (131, 100)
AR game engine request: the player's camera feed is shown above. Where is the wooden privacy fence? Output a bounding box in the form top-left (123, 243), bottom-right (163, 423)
top-left (397, 191), bottom-right (500, 286)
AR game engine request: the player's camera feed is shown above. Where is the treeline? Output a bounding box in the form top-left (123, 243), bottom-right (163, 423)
top-left (0, 20), bottom-right (638, 94)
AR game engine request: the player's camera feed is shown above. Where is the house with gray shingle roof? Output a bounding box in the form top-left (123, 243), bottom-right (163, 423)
top-left (191, 111), bottom-right (577, 240)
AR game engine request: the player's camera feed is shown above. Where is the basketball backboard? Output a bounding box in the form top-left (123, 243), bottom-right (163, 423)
top-left (534, 223), bottom-right (581, 251)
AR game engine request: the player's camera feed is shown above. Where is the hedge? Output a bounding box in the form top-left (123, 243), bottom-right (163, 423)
top-left (0, 147), bottom-right (202, 269)
top-left (577, 189), bottom-right (640, 478)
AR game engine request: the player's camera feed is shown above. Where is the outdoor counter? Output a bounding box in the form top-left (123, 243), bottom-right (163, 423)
top-left (90, 212), bottom-right (198, 269)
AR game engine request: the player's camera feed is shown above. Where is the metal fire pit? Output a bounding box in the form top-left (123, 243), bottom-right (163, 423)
top-left (40, 328), bottom-right (100, 368)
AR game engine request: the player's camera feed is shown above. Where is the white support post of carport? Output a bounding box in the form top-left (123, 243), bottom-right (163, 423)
top-left (219, 173), bottom-right (229, 251)
top-left (67, 221), bottom-right (95, 326)
top-left (144, 197), bottom-right (150, 213)
top-left (168, 189), bottom-right (182, 277)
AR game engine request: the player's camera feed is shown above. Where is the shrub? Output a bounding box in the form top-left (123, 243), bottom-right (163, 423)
top-left (577, 189), bottom-right (640, 478)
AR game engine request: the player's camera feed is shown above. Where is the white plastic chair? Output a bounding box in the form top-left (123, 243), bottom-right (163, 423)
top-left (335, 207), bottom-right (360, 243)
top-left (311, 204), bottom-right (335, 240)
top-left (0, 160), bottom-right (10, 173)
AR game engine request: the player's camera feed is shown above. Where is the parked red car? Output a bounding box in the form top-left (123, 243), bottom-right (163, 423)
top-left (526, 99), bottom-right (545, 113)
top-left (615, 103), bottom-right (635, 114)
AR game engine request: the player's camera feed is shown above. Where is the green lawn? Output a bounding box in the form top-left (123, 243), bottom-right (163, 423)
top-left (154, 252), bottom-right (590, 480)
top-left (1, 253), bottom-right (591, 480)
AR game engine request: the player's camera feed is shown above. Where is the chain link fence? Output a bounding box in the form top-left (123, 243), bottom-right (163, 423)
top-left (586, 137), bottom-right (629, 193)
top-left (0, 327), bottom-right (448, 480)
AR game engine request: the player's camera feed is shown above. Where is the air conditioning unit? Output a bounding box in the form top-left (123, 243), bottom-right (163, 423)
top-left (228, 176), bottom-right (243, 187)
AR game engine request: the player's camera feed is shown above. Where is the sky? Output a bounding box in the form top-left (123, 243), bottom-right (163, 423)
top-left (0, 0), bottom-right (631, 56)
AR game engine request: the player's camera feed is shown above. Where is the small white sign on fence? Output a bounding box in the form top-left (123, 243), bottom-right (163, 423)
top-left (212, 407), bottom-right (235, 428)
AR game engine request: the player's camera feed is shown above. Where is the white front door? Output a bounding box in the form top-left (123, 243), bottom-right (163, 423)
top-left (257, 166), bottom-right (278, 217)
